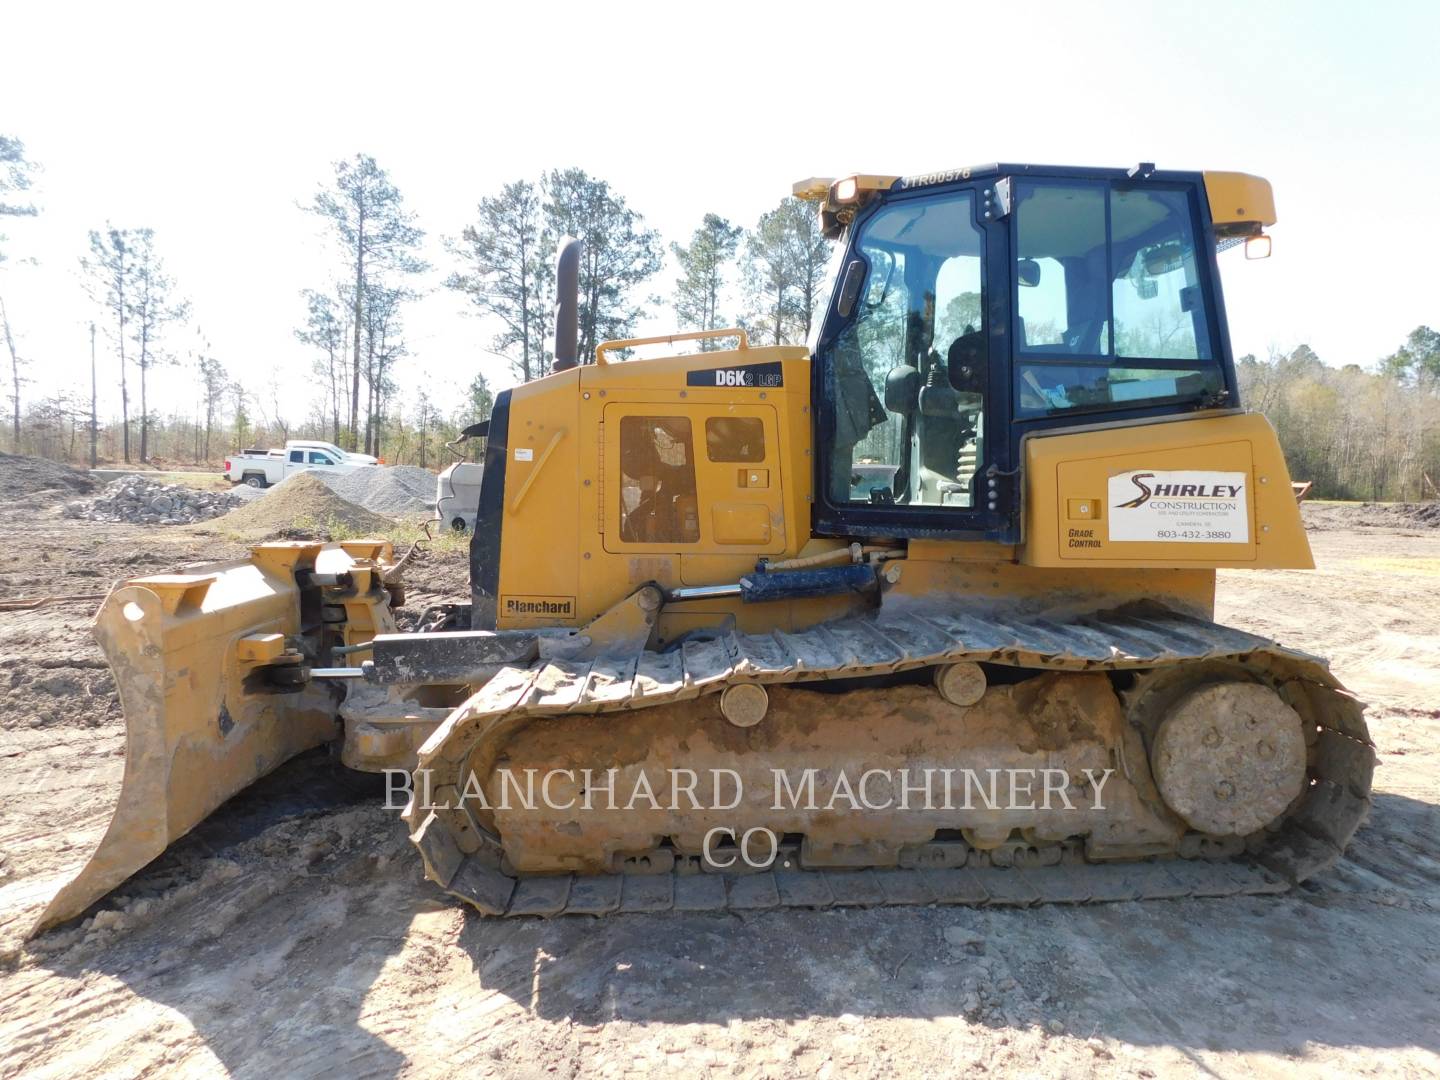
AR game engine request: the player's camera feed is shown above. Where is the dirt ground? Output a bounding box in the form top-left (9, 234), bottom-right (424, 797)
top-left (1, 486), bottom-right (1437, 1079)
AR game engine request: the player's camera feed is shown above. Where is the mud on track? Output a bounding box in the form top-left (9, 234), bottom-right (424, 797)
top-left (1, 499), bottom-right (1437, 1078)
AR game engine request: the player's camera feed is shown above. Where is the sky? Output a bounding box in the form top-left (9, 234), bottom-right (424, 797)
top-left (2, 0), bottom-right (1437, 426)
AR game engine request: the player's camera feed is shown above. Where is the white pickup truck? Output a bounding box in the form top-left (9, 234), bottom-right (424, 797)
top-left (223, 440), bottom-right (379, 488)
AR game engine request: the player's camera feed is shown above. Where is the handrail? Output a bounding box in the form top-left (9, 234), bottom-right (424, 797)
top-left (594, 327), bottom-right (749, 365)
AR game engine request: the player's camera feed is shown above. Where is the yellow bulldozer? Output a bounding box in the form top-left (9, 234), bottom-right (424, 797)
top-left (35, 162), bottom-right (1375, 931)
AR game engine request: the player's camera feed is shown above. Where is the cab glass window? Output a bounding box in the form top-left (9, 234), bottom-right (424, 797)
top-left (827, 190), bottom-right (987, 508)
top-left (1111, 188), bottom-right (1213, 361)
top-left (705, 417), bottom-right (765, 462)
top-left (1015, 183), bottom-right (1109, 355)
top-left (1014, 179), bottom-right (1220, 416)
top-left (618, 416), bottom-right (700, 544)
top-left (308, 451), bottom-right (333, 464)
top-left (289, 450), bottom-right (304, 463)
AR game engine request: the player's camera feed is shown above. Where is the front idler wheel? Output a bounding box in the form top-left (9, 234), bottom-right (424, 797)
top-left (1150, 682), bottom-right (1307, 836)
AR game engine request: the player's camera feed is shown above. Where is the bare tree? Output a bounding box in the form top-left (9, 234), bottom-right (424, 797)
top-left (81, 227), bottom-right (134, 462)
top-left (88, 322), bottom-right (98, 467)
top-left (261, 369), bottom-right (290, 443)
top-left (1, 294), bottom-right (22, 449)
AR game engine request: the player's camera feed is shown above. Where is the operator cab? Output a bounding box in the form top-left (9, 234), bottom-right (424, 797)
top-left (807, 164), bottom-right (1260, 542)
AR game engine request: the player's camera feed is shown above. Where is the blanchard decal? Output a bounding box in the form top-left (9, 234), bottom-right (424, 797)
top-left (1107, 470), bottom-right (1249, 544)
top-left (502, 595), bottom-right (576, 618)
top-left (687, 362), bottom-right (783, 389)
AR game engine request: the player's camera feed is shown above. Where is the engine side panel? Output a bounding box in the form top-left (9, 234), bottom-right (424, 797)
top-left (487, 346), bottom-right (817, 633)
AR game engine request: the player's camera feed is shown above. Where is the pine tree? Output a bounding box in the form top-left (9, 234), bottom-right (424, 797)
top-left (309, 154), bottom-right (426, 449)
top-left (743, 197), bottom-right (832, 346)
top-left (542, 168), bottom-right (662, 364)
top-left (466, 371), bottom-right (494, 423)
top-left (197, 354), bottom-right (227, 461)
top-left (0, 135), bottom-right (38, 258)
top-left (230, 380), bottom-right (250, 450)
top-left (296, 289), bottom-right (348, 441)
top-left (671, 214), bottom-right (741, 348)
top-left (446, 180), bottom-right (551, 383)
top-left (126, 229), bottom-right (189, 463)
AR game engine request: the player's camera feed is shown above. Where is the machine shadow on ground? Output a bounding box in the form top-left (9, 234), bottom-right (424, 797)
top-left (453, 788), bottom-right (1440, 1054)
top-left (25, 759), bottom-right (1439, 1076)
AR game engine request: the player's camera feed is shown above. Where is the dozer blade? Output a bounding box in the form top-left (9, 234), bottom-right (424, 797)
top-left (32, 540), bottom-right (397, 936)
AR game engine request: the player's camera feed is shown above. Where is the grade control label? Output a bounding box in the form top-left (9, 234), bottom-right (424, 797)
top-left (1108, 469), bottom-right (1249, 543)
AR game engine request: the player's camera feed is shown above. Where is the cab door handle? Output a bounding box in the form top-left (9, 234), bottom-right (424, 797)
top-left (836, 260), bottom-right (866, 318)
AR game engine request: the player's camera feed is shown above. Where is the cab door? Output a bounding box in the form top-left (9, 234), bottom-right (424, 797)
top-left (600, 402), bottom-right (786, 556)
top-left (810, 181), bottom-right (1013, 541)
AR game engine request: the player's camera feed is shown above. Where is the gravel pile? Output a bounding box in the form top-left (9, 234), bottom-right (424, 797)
top-left (228, 482), bottom-right (267, 502)
top-left (61, 475), bottom-right (242, 525)
top-left (1, 453), bottom-right (95, 499)
top-left (313, 465), bottom-right (435, 514)
top-left (205, 471), bottom-right (394, 540)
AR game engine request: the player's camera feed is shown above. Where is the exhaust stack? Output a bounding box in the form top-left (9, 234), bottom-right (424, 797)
top-left (551, 237), bottom-right (581, 372)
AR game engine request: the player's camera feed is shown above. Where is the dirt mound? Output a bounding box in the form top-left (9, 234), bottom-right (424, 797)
top-left (1304, 501), bottom-right (1440, 532)
top-left (201, 471), bottom-right (394, 540)
top-left (1, 452), bottom-right (95, 501)
top-left (1398, 502), bottom-right (1440, 527)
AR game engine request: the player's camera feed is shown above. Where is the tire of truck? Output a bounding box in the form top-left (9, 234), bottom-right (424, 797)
top-left (242, 473), bottom-right (268, 489)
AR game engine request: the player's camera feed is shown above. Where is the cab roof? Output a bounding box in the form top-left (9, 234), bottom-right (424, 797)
top-left (794, 164), bottom-right (1273, 241)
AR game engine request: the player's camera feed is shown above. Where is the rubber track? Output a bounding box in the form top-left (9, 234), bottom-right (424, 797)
top-left (403, 604), bottom-right (1376, 916)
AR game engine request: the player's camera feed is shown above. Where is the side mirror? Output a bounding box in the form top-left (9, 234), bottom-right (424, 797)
top-left (884, 365), bottom-right (920, 415)
top-left (1017, 259), bottom-right (1042, 287)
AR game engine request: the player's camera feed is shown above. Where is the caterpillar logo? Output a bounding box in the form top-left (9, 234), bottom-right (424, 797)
top-left (502, 595), bottom-right (575, 618)
top-left (686, 361), bottom-right (784, 389)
